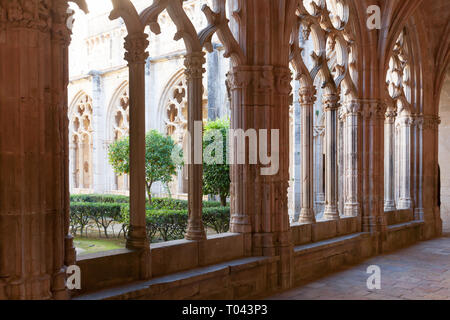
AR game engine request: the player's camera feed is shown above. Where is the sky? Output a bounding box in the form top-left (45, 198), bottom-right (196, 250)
top-left (86, 0), bottom-right (113, 14)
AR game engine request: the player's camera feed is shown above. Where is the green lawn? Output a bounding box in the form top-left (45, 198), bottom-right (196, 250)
top-left (74, 238), bottom-right (126, 255)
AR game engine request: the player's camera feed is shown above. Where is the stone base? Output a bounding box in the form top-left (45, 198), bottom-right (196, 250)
top-left (323, 205), bottom-right (340, 220)
top-left (298, 208), bottom-right (316, 224)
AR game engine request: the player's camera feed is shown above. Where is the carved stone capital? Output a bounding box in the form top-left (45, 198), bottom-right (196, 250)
top-left (413, 114), bottom-right (424, 128)
top-left (227, 66), bottom-right (274, 93)
top-left (422, 115), bottom-right (441, 131)
top-left (299, 86), bottom-right (316, 105)
top-left (323, 93), bottom-right (340, 111)
top-left (340, 100), bottom-right (361, 119)
top-left (124, 33), bottom-right (149, 64)
top-left (397, 114), bottom-right (414, 126)
top-left (384, 104), bottom-right (397, 124)
top-left (184, 52), bottom-right (206, 80)
top-left (0, 0), bottom-right (52, 32)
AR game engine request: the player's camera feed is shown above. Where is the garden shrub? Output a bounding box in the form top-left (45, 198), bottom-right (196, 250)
top-left (70, 195), bottom-right (229, 242)
top-left (70, 194), bottom-right (129, 204)
top-left (70, 202), bottom-right (125, 237)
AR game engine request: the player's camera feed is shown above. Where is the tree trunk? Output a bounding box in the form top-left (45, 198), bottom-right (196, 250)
top-left (220, 194), bottom-right (227, 207)
top-left (146, 182), bottom-right (153, 207)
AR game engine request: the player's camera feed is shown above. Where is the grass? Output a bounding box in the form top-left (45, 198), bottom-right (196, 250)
top-left (74, 237), bottom-right (126, 255)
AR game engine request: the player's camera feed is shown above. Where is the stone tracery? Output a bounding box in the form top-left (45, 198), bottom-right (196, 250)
top-left (385, 29), bottom-right (414, 211)
top-left (69, 92), bottom-right (94, 190)
top-left (290, 0), bottom-right (361, 222)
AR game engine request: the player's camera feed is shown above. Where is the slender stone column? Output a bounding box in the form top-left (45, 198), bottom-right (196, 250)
top-left (397, 113), bottom-right (413, 209)
top-left (414, 114), bottom-right (424, 220)
top-left (298, 86), bottom-right (316, 223)
top-left (80, 139), bottom-right (87, 188)
top-left (69, 143), bottom-right (77, 190)
top-left (384, 105), bottom-right (397, 211)
top-left (293, 81), bottom-right (302, 222)
top-left (185, 52), bottom-right (206, 241)
top-left (338, 110), bottom-right (345, 215)
top-left (123, 33), bottom-right (150, 251)
top-left (207, 48), bottom-right (219, 120)
top-left (323, 93), bottom-right (340, 220)
top-left (343, 100), bottom-right (362, 217)
top-left (314, 126), bottom-right (325, 214)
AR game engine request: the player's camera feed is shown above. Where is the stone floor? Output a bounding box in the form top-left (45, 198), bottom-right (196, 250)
top-left (269, 236), bottom-right (450, 300)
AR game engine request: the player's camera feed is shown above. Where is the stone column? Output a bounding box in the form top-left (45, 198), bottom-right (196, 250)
top-left (361, 101), bottom-right (386, 234)
top-left (210, 0), bottom-right (296, 290)
top-left (123, 33), bottom-right (150, 253)
top-left (185, 52), bottom-right (206, 241)
top-left (323, 93), bottom-right (340, 220)
top-left (414, 114), bottom-right (424, 220)
top-left (207, 48), bottom-right (219, 120)
top-left (69, 143), bottom-right (77, 190)
top-left (384, 105), bottom-right (397, 211)
top-left (0, 1), bottom-right (78, 299)
top-left (314, 126), bottom-right (325, 214)
top-left (397, 113), bottom-right (413, 209)
top-left (422, 115), bottom-right (442, 238)
top-left (338, 110), bottom-right (345, 215)
top-left (292, 80), bottom-right (302, 222)
top-left (342, 100), bottom-right (362, 217)
top-left (298, 86), bottom-right (316, 223)
top-left (90, 71), bottom-right (106, 194)
top-left (79, 139), bottom-right (86, 188)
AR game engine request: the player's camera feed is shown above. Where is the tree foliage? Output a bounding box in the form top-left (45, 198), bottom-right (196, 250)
top-left (203, 119), bottom-right (230, 206)
top-left (108, 130), bottom-right (180, 206)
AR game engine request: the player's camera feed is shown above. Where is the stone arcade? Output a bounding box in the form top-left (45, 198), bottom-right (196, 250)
top-left (0, 0), bottom-right (449, 300)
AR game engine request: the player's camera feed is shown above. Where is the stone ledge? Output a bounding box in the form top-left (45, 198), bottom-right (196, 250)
top-left (387, 220), bottom-right (424, 232)
top-left (151, 233), bottom-right (245, 277)
top-left (74, 233), bottom-right (246, 295)
top-left (74, 256), bottom-right (278, 300)
top-left (291, 217), bottom-right (361, 246)
top-left (293, 232), bottom-right (368, 256)
top-left (385, 209), bottom-right (415, 226)
top-left (383, 220), bottom-right (425, 252)
top-left (292, 232), bottom-right (373, 285)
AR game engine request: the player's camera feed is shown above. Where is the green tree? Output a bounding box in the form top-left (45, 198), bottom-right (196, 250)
top-left (108, 130), bottom-right (181, 206)
top-left (203, 119), bottom-right (230, 206)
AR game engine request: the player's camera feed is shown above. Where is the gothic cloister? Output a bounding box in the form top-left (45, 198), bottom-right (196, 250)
top-left (0, 0), bottom-right (449, 301)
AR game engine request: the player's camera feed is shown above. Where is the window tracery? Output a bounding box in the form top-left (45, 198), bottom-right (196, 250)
top-left (70, 93), bottom-right (93, 190)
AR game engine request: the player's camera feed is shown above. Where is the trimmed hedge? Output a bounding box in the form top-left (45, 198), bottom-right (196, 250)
top-left (70, 194), bottom-right (222, 209)
top-left (70, 194), bottom-right (129, 204)
top-left (120, 206), bottom-right (230, 242)
top-left (69, 195), bottom-right (229, 242)
top-left (70, 202), bottom-right (125, 237)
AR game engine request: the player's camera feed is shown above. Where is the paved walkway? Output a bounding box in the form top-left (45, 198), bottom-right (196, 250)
top-left (269, 237), bottom-right (450, 300)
